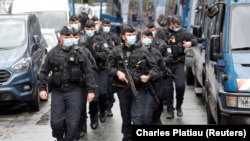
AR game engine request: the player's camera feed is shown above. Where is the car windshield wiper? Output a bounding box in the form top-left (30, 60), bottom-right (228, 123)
top-left (231, 47), bottom-right (250, 51)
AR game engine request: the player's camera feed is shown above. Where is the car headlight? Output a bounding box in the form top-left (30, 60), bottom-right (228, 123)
top-left (226, 96), bottom-right (250, 108)
top-left (12, 57), bottom-right (31, 72)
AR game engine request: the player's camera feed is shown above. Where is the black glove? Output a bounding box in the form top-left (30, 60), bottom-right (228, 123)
top-left (164, 67), bottom-right (173, 77)
top-left (165, 54), bottom-right (174, 64)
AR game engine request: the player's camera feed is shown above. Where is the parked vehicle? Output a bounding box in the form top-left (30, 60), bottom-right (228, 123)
top-left (87, 0), bottom-right (122, 34)
top-left (10, 0), bottom-right (73, 33)
top-left (197, 0), bottom-right (250, 124)
top-left (0, 13), bottom-right (46, 111)
top-left (41, 28), bottom-right (58, 53)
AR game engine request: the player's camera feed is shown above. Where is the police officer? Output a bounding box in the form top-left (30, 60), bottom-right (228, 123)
top-left (92, 15), bottom-right (102, 33)
top-left (100, 18), bottom-right (122, 48)
top-left (159, 15), bottom-right (198, 119)
top-left (139, 30), bottom-right (171, 125)
top-left (71, 29), bottom-right (98, 138)
top-left (145, 22), bottom-right (173, 124)
top-left (68, 15), bottom-right (81, 33)
top-left (38, 26), bottom-right (96, 141)
top-left (100, 18), bottom-right (122, 117)
top-left (78, 11), bottom-right (89, 31)
top-left (106, 24), bottom-right (159, 141)
top-left (157, 14), bottom-right (167, 29)
top-left (83, 19), bottom-right (110, 129)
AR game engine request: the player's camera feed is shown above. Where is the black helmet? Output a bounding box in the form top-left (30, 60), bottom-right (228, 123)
top-left (157, 14), bottom-right (167, 26)
top-left (172, 15), bottom-right (182, 25)
top-left (102, 18), bottom-right (110, 24)
top-left (85, 19), bottom-right (95, 28)
top-left (60, 26), bottom-right (72, 36)
top-left (91, 15), bottom-right (99, 22)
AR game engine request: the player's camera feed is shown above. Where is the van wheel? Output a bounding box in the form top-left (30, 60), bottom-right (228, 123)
top-left (27, 86), bottom-right (40, 111)
top-left (206, 101), bottom-right (216, 124)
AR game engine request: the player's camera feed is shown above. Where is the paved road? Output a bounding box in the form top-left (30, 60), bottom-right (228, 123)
top-left (0, 84), bottom-right (206, 141)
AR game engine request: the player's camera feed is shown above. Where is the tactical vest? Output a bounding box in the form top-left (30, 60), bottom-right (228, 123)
top-left (167, 36), bottom-right (184, 58)
top-left (50, 46), bottom-right (83, 86)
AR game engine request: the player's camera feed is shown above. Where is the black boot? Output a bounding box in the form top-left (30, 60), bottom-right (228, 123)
top-left (90, 115), bottom-right (98, 129)
top-left (106, 108), bottom-right (113, 117)
top-left (176, 106), bottom-right (183, 117)
top-left (56, 137), bottom-right (66, 141)
top-left (100, 111), bottom-right (106, 123)
top-left (166, 107), bottom-right (174, 119)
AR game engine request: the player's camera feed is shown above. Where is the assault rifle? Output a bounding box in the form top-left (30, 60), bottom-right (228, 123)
top-left (136, 60), bottom-right (160, 104)
top-left (119, 52), bottom-right (139, 102)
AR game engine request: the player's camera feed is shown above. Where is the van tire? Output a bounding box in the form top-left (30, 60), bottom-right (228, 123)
top-left (28, 86), bottom-right (40, 111)
top-left (206, 101), bottom-right (216, 124)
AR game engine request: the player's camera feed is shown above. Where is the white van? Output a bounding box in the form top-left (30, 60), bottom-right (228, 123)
top-left (10, 0), bottom-right (72, 32)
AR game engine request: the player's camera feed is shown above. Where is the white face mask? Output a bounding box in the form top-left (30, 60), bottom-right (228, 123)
top-left (103, 27), bottom-right (111, 33)
top-left (126, 35), bottom-right (136, 46)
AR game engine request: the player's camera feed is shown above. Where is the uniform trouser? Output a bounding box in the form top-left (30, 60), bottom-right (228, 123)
top-left (76, 87), bottom-right (88, 139)
top-left (107, 76), bottom-right (116, 110)
top-left (142, 88), bottom-right (158, 125)
top-left (117, 86), bottom-right (153, 141)
top-left (165, 62), bottom-right (186, 111)
top-left (89, 70), bottom-right (108, 118)
top-left (51, 88), bottom-right (82, 140)
top-left (152, 78), bottom-right (169, 123)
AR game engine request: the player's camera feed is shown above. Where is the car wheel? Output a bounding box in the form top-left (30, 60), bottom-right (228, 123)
top-left (27, 85), bottom-right (40, 111)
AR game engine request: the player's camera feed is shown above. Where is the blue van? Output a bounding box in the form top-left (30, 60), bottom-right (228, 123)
top-left (202, 0), bottom-right (250, 124)
top-left (0, 13), bottom-right (45, 111)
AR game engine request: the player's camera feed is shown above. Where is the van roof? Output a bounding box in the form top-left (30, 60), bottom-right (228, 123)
top-left (11, 0), bottom-right (70, 13)
top-left (0, 13), bottom-right (37, 20)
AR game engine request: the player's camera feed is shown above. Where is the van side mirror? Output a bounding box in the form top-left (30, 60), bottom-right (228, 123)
top-left (33, 35), bottom-right (41, 45)
top-left (192, 25), bottom-right (202, 38)
top-left (205, 6), bottom-right (219, 18)
top-left (192, 25), bottom-right (205, 43)
top-left (209, 35), bottom-right (221, 61)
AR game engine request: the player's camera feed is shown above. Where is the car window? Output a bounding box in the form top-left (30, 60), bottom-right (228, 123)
top-left (0, 19), bottom-right (26, 48)
top-left (43, 32), bottom-right (58, 47)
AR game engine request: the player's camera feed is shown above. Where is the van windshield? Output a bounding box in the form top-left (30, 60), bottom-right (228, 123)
top-left (0, 19), bottom-right (25, 48)
top-left (230, 4), bottom-right (250, 50)
top-left (36, 11), bottom-right (68, 32)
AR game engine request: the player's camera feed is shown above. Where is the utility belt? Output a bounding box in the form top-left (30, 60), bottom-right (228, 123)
top-left (173, 55), bottom-right (185, 61)
top-left (53, 82), bottom-right (81, 89)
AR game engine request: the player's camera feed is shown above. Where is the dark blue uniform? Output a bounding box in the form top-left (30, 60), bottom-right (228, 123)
top-left (157, 27), bottom-right (198, 118)
top-left (38, 45), bottom-right (96, 141)
top-left (76, 43), bottom-right (98, 138)
top-left (147, 39), bottom-right (172, 124)
top-left (100, 30), bottom-right (122, 116)
top-left (106, 44), bottom-right (159, 141)
top-left (84, 32), bottom-right (110, 129)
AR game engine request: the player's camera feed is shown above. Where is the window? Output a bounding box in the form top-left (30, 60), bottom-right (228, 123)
top-left (0, 19), bottom-right (26, 48)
